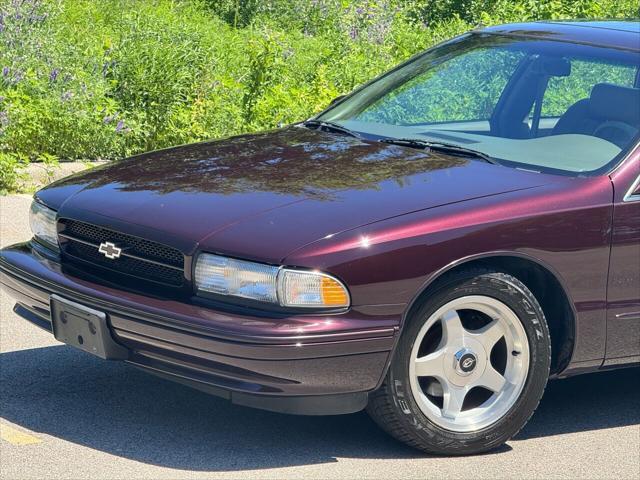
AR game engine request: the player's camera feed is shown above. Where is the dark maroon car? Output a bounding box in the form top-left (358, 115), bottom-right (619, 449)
top-left (2, 20), bottom-right (639, 455)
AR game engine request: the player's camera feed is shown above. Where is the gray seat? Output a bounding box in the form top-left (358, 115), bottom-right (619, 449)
top-left (552, 83), bottom-right (640, 148)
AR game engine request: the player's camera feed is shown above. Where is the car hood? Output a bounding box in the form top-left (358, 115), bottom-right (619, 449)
top-left (40, 126), bottom-right (553, 263)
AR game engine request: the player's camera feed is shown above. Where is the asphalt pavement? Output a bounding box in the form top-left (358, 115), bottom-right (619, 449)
top-left (1, 194), bottom-right (639, 479)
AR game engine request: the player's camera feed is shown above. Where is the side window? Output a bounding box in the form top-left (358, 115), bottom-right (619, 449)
top-left (356, 48), bottom-right (526, 126)
top-left (541, 59), bottom-right (636, 118)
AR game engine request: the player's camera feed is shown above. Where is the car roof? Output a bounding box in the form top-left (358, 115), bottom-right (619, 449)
top-left (478, 20), bottom-right (640, 51)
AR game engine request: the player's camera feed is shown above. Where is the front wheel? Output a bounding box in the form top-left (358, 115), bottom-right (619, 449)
top-left (367, 269), bottom-right (551, 455)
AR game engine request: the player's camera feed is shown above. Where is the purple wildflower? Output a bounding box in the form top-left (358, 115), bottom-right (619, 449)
top-left (49, 68), bottom-right (59, 82)
top-left (2, 67), bottom-right (9, 77)
top-left (349, 26), bottom-right (358, 40)
top-left (28, 13), bottom-right (47, 24)
top-left (61, 91), bottom-right (73, 101)
top-left (115, 120), bottom-right (125, 133)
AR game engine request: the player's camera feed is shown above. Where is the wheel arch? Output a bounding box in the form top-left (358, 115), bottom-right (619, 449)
top-left (390, 252), bottom-right (577, 379)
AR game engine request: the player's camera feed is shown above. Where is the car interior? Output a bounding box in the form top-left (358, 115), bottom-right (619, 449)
top-left (551, 82), bottom-right (640, 148)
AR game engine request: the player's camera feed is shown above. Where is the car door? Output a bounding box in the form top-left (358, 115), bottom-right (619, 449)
top-left (605, 148), bottom-right (640, 365)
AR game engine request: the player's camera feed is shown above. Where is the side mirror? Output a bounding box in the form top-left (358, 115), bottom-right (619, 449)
top-left (329, 95), bottom-right (346, 106)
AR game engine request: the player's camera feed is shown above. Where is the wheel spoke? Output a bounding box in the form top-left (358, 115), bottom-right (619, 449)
top-left (441, 309), bottom-right (465, 346)
top-left (414, 349), bottom-right (446, 378)
top-left (476, 365), bottom-right (507, 393)
top-left (473, 319), bottom-right (505, 351)
top-left (442, 383), bottom-right (467, 419)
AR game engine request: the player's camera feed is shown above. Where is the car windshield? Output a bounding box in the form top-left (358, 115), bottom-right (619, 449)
top-left (317, 33), bottom-right (640, 175)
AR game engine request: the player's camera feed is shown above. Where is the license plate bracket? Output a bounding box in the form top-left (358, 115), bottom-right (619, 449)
top-left (50, 295), bottom-right (128, 360)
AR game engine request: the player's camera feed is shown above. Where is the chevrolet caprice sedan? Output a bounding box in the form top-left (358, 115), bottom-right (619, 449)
top-left (2, 20), bottom-right (639, 455)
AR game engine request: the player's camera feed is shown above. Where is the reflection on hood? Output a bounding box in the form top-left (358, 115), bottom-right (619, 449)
top-left (52, 126), bottom-right (466, 199)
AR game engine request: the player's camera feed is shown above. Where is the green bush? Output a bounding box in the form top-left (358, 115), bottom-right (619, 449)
top-left (0, 0), bottom-right (638, 193)
top-left (0, 152), bottom-right (27, 194)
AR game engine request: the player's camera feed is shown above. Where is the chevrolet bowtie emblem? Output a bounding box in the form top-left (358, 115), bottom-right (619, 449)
top-left (98, 241), bottom-right (122, 260)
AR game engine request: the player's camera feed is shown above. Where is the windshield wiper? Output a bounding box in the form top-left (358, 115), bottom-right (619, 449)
top-left (380, 137), bottom-right (499, 165)
top-left (303, 119), bottom-right (361, 138)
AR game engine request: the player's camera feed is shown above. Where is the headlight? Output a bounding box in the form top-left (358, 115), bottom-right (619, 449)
top-left (194, 253), bottom-right (350, 309)
top-left (194, 254), bottom-right (279, 303)
top-left (29, 200), bottom-right (58, 250)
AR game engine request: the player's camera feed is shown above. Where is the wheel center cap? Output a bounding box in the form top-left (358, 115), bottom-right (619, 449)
top-left (454, 348), bottom-right (477, 376)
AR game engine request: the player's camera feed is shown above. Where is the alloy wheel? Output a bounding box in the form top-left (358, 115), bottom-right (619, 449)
top-left (408, 295), bottom-right (530, 432)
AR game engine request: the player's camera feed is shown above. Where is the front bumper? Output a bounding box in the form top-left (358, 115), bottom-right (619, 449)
top-left (0, 243), bottom-right (400, 415)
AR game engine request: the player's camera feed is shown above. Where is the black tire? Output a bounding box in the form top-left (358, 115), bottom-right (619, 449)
top-left (367, 268), bottom-right (551, 455)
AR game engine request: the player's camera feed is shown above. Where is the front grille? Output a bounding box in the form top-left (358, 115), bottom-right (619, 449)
top-left (58, 219), bottom-right (185, 287)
